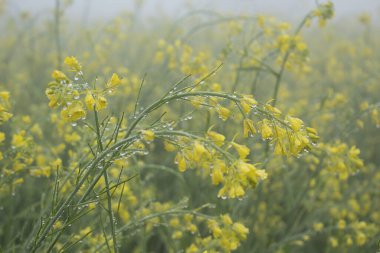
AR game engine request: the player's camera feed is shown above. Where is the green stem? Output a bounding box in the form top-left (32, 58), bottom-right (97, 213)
top-left (28, 135), bottom-right (138, 252)
top-left (94, 109), bottom-right (119, 253)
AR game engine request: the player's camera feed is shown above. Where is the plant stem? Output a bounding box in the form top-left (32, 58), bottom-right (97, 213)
top-left (28, 135), bottom-right (138, 252)
top-left (94, 109), bottom-right (119, 253)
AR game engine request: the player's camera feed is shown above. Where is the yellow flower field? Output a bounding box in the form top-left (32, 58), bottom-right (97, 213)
top-left (0, 0), bottom-right (379, 252)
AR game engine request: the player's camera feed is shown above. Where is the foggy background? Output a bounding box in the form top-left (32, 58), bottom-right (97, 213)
top-left (6, 0), bottom-right (380, 23)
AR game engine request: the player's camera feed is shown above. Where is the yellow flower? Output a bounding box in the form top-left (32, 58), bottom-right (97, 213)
top-left (0, 91), bottom-right (10, 101)
top-left (259, 119), bottom-right (273, 140)
top-left (64, 56), bottom-right (81, 72)
top-left (329, 237), bottom-right (338, 248)
top-left (11, 131), bottom-right (26, 148)
top-left (172, 231), bottom-right (183, 239)
top-left (274, 141), bottom-right (287, 156)
top-left (241, 95), bottom-right (258, 114)
top-left (96, 95), bottom-right (107, 111)
top-left (264, 104), bottom-right (282, 115)
top-left (31, 124), bottom-right (43, 138)
top-left (210, 82), bottom-right (221, 92)
top-left (216, 105), bottom-right (230, 121)
top-left (0, 110), bottom-right (12, 122)
top-left (22, 115), bottom-right (31, 124)
top-left (207, 129), bottom-right (225, 146)
top-left (107, 73), bottom-right (122, 88)
top-left (186, 244), bottom-right (199, 253)
top-left (141, 130), bottom-right (155, 142)
top-left (313, 1), bottom-right (334, 27)
top-left (176, 153), bottom-right (187, 172)
top-left (243, 118), bottom-right (256, 138)
top-left (61, 102), bottom-right (86, 122)
top-left (221, 214), bottom-right (233, 225)
top-left (169, 218), bottom-right (180, 228)
top-left (232, 223), bottom-right (249, 239)
top-left (306, 127), bottom-right (319, 142)
top-left (237, 161), bottom-right (267, 187)
top-left (187, 224), bottom-right (197, 233)
top-left (0, 132), bottom-right (5, 142)
top-left (337, 219), bottom-right (346, 230)
top-left (211, 167), bottom-right (224, 185)
top-left (356, 119), bottom-right (364, 129)
top-left (278, 22), bottom-right (291, 31)
top-left (64, 132), bottom-right (81, 143)
top-left (346, 236), bottom-right (353, 246)
top-left (217, 185), bottom-right (228, 199)
top-left (85, 92), bottom-right (108, 111)
top-left (164, 141), bottom-right (176, 152)
top-left (287, 116), bottom-right (304, 131)
top-left (50, 159), bottom-right (62, 169)
top-left (119, 209), bottom-right (130, 223)
top-left (13, 162), bottom-right (26, 172)
top-left (221, 237), bottom-right (239, 250)
top-left (30, 167), bottom-right (50, 177)
top-left (228, 183), bottom-right (245, 198)
top-left (85, 92), bottom-right (96, 110)
top-left (296, 42), bottom-right (307, 52)
top-left (231, 142), bottom-right (250, 159)
top-left (208, 221), bottom-right (222, 238)
top-left (257, 15), bottom-right (265, 28)
top-left (355, 232), bottom-right (366, 245)
top-left (51, 70), bottom-right (68, 81)
top-left (359, 13), bottom-right (371, 25)
top-left (276, 34), bottom-right (290, 53)
top-left (193, 141), bottom-right (208, 162)
top-left (154, 51), bottom-right (164, 63)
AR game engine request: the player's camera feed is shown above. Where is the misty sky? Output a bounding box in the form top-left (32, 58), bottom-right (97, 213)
top-left (6, 0), bottom-right (380, 23)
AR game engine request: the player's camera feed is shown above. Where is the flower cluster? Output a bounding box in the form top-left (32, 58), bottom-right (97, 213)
top-left (186, 214), bottom-right (249, 252)
top-left (312, 1), bottom-right (335, 27)
top-left (46, 57), bottom-right (122, 122)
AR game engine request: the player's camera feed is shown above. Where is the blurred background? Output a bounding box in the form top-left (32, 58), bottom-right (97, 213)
top-left (6, 0), bottom-right (380, 22)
